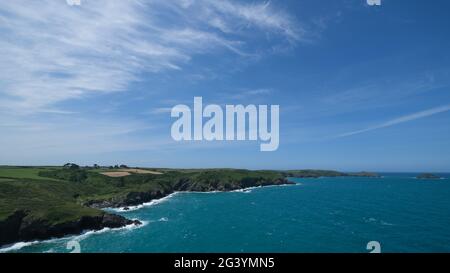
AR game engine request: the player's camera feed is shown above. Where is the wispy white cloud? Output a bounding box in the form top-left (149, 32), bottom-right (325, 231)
top-left (205, 1), bottom-right (302, 42)
top-left (0, 0), bottom-right (301, 114)
top-left (243, 88), bottom-right (272, 96)
top-left (336, 105), bottom-right (450, 138)
top-left (149, 105), bottom-right (189, 115)
top-left (230, 88), bottom-right (273, 99)
top-left (150, 107), bottom-right (174, 115)
top-left (0, 115), bottom-right (164, 160)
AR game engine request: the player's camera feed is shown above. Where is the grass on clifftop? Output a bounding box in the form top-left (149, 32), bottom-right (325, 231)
top-left (0, 166), bottom-right (61, 181)
top-left (0, 178), bottom-right (102, 222)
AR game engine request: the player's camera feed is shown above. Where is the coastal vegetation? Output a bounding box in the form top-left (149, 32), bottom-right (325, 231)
top-left (0, 165), bottom-right (381, 246)
top-left (0, 165), bottom-right (290, 246)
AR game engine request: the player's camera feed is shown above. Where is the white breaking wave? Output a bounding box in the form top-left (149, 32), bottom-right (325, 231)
top-left (0, 219), bottom-right (146, 253)
top-left (232, 187), bottom-right (255, 193)
top-left (107, 192), bottom-right (180, 212)
top-left (72, 219), bottom-right (147, 241)
top-left (0, 241), bottom-right (42, 253)
top-left (182, 190), bottom-right (221, 194)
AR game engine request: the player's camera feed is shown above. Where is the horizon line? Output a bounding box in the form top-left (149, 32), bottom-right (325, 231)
top-left (1, 164), bottom-right (449, 174)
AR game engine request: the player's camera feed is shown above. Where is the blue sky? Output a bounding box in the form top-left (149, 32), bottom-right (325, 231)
top-left (1, 0), bottom-right (450, 171)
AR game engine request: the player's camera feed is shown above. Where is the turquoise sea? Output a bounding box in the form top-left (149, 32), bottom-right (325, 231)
top-left (3, 174), bottom-right (450, 253)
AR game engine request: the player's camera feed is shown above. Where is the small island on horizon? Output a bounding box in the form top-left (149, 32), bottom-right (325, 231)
top-left (416, 173), bottom-right (442, 180)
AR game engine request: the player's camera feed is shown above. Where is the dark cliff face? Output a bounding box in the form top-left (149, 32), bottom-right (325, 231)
top-left (174, 177), bottom-right (292, 193)
top-left (1, 170), bottom-right (292, 247)
top-left (86, 177), bottom-right (293, 209)
top-left (0, 210), bottom-right (27, 246)
top-left (85, 188), bottom-right (174, 208)
top-left (0, 210), bottom-right (141, 247)
top-left (121, 189), bottom-right (173, 207)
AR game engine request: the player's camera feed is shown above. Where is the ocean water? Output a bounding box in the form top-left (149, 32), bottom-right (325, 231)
top-left (3, 174), bottom-right (450, 253)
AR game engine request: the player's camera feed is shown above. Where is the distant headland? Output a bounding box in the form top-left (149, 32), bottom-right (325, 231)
top-left (282, 170), bottom-right (380, 178)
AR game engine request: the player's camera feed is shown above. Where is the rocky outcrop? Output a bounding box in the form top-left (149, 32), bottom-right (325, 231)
top-left (86, 188), bottom-right (174, 208)
top-left (174, 177), bottom-right (293, 192)
top-left (86, 178), bottom-right (294, 208)
top-left (0, 210), bottom-right (27, 246)
top-left (417, 173), bottom-right (441, 179)
top-left (0, 210), bottom-right (141, 247)
top-left (1, 175), bottom-right (292, 247)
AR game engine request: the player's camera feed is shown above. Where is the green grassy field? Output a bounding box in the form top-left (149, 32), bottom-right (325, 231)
top-left (0, 177), bottom-right (101, 222)
top-left (0, 178), bottom-right (14, 182)
top-left (0, 166), bottom-right (61, 181)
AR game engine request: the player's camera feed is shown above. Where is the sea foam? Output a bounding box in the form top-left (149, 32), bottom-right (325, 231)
top-left (108, 192), bottom-right (179, 212)
top-left (0, 219), bottom-right (146, 253)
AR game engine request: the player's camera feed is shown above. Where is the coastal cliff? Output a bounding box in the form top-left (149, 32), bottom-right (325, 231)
top-left (0, 167), bottom-right (293, 247)
top-left (0, 210), bottom-right (140, 247)
top-left (85, 176), bottom-right (292, 209)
